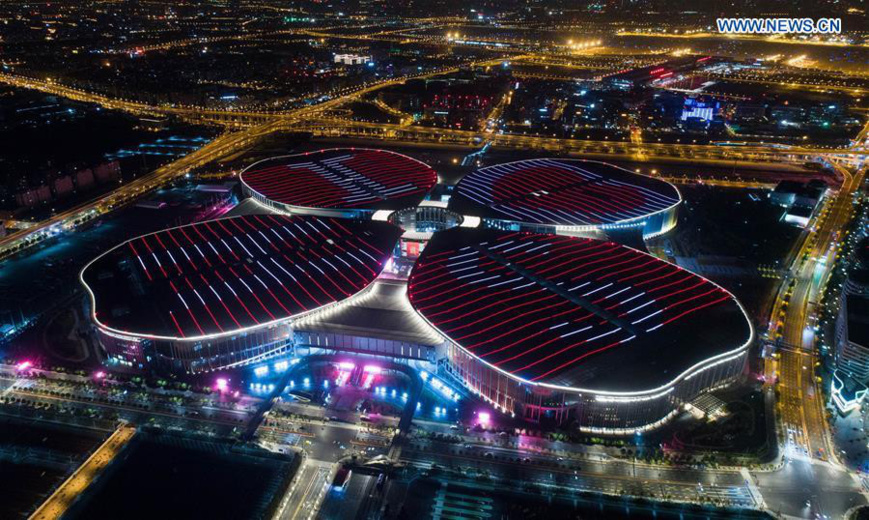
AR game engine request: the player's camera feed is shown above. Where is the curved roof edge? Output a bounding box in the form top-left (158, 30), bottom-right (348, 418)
top-left (452, 158), bottom-right (683, 229)
top-left (409, 236), bottom-right (754, 399)
top-left (80, 216), bottom-right (399, 343)
top-left (239, 147), bottom-right (438, 213)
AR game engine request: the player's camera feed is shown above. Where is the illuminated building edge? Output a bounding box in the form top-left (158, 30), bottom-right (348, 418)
top-left (482, 201), bottom-right (678, 240)
top-left (91, 282), bottom-right (381, 374)
top-left (238, 148), bottom-right (437, 219)
top-left (831, 370), bottom-right (868, 414)
top-left (411, 265), bottom-right (754, 435)
top-left (456, 159), bottom-right (682, 240)
top-left (81, 241), bottom-right (384, 373)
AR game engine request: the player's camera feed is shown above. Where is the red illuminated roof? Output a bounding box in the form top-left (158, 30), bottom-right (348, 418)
top-left (452, 159), bottom-right (680, 228)
top-left (240, 148), bottom-right (438, 212)
top-left (81, 215), bottom-right (402, 340)
top-left (408, 228), bottom-right (751, 392)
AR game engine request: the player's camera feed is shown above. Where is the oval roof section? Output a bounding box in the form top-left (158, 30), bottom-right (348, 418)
top-left (408, 227), bottom-right (752, 393)
top-left (81, 215), bottom-right (403, 341)
top-left (240, 148), bottom-right (438, 212)
top-left (451, 159), bottom-right (680, 228)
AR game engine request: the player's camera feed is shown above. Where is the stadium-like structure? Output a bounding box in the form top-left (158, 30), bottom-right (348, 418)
top-left (240, 148), bottom-right (438, 218)
top-left (81, 215), bottom-right (403, 373)
top-left (450, 158), bottom-right (680, 239)
top-left (82, 150), bottom-right (752, 433)
top-left (408, 227), bottom-right (753, 433)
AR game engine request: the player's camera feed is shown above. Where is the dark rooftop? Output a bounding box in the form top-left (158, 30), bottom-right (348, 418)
top-left (240, 148), bottom-right (438, 212)
top-left (408, 227), bottom-right (752, 392)
top-left (81, 215), bottom-right (402, 340)
top-left (449, 159), bottom-right (680, 228)
top-left (847, 294), bottom-right (869, 348)
top-left (788, 205), bottom-right (815, 218)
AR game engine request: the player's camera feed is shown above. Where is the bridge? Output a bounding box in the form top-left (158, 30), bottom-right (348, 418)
top-left (296, 117), bottom-right (868, 165)
top-left (28, 424), bottom-right (136, 520)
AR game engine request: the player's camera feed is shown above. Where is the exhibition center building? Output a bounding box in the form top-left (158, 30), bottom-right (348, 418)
top-left (81, 149), bottom-right (752, 433)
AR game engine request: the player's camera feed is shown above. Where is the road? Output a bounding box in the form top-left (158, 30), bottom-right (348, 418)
top-left (754, 457), bottom-right (865, 518)
top-left (260, 359), bottom-right (419, 520)
top-left (264, 418), bottom-right (387, 520)
top-left (0, 118), bottom-right (278, 259)
top-left (298, 117), bottom-right (867, 166)
top-left (1, 368), bottom-right (383, 520)
top-left (318, 471), bottom-right (378, 520)
top-left (1, 34), bottom-right (868, 517)
top-left (758, 160), bottom-right (867, 517)
top-left (400, 439), bottom-right (755, 505)
top-left (278, 458), bottom-right (334, 520)
top-left (396, 424), bottom-right (868, 517)
top-left (4, 359), bottom-right (866, 518)
top-left (28, 424), bottom-right (136, 520)
top-left (770, 162), bottom-right (865, 462)
top-left (1, 56), bottom-right (865, 263)
top-left (0, 369), bottom-right (256, 436)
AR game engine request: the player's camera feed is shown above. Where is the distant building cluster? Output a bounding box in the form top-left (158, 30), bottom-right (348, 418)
top-left (602, 56), bottom-right (720, 90)
top-left (333, 54), bottom-right (372, 66)
top-left (378, 73), bottom-right (510, 131)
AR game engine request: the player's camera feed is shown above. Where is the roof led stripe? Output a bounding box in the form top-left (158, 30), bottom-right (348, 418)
top-left (343, 151), bottom-right (435, 188)
top-left (516, 189), bottom-right (611, 223)
top-left (581, 184), bottom-right (669, 216)
top-left (409, 228), bottom-right (752, 392)
top-left (81, 215), bottom-right (402, 342)
top-left (559, 186), bottom-right (651, 218)
top-left (442, 289), bottom-right (554, 335)
top-left (240, 148), bottom-right (437, 212)
top-left (604, 177), bottom-right (679, 205)
top-left (508, 198), bottom-right (586, 225)
top-left (490, 163), bottom-right (587, 199)
top-left (452, 159), bottom-right (681, 231)
top-left (483, 161), bottom-right (591, 200)
top-left (515, 183), bottom-right (647, 223)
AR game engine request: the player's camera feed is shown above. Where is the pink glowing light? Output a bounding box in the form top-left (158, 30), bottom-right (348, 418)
top-left (478, 412), bottom-right (491, 425)
top-left (338, 362), bottom-right (355, 370)
top-left (363, 365), bottom-right (381, 374)
top-left (94, 371), bottom-right (106, 379)
top-left (215, 378), bottom-right (229, 392)
top-left (15, 361), bottom-right (32, 371)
